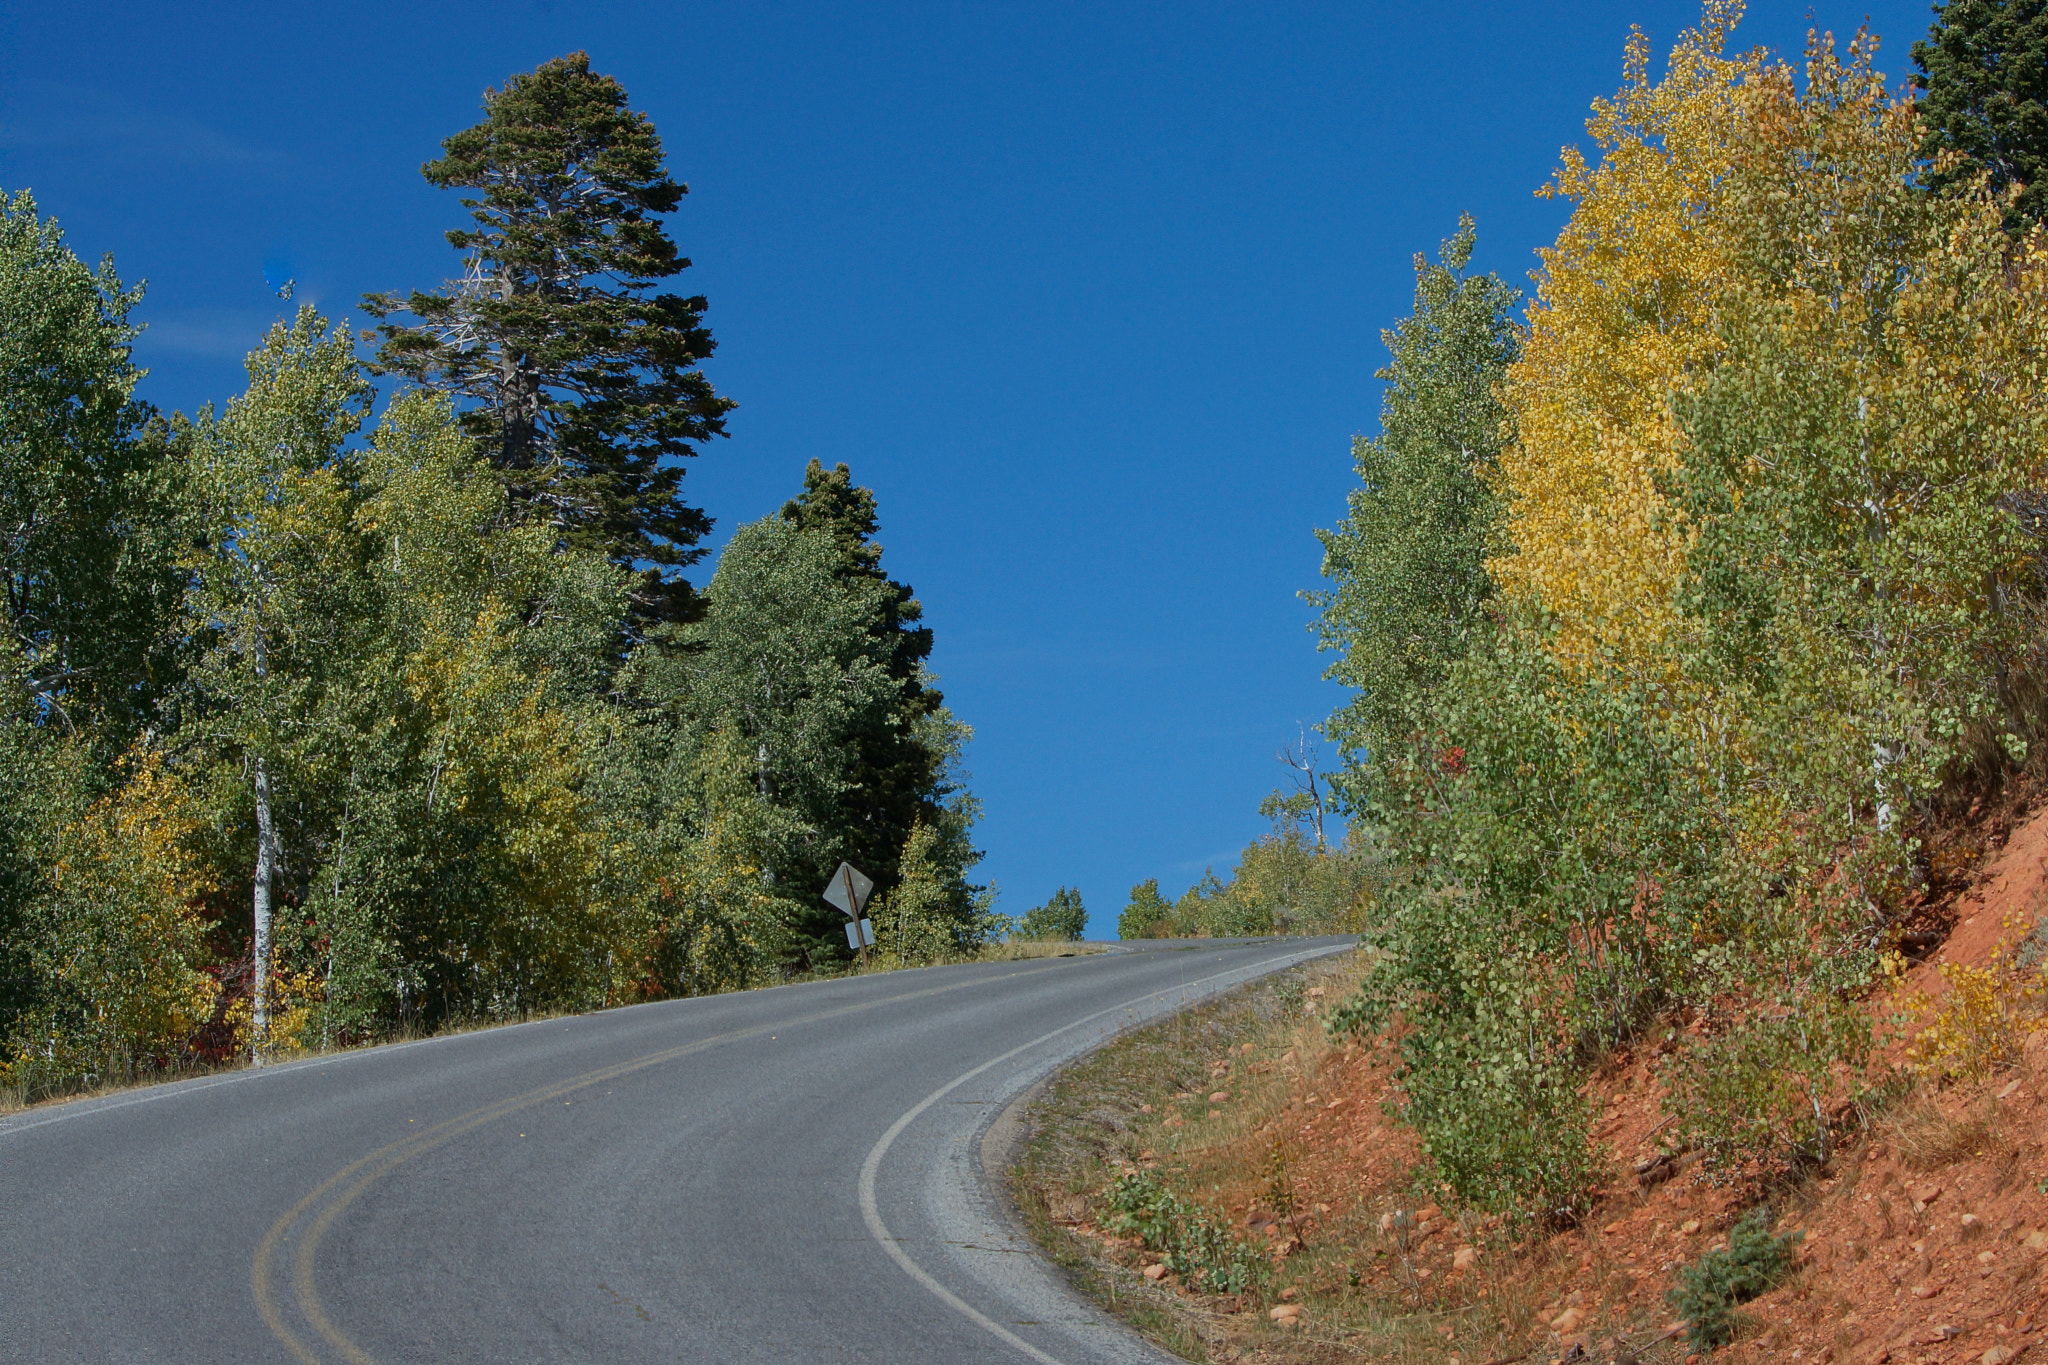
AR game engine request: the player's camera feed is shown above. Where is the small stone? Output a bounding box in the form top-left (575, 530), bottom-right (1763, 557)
top-left (1269, 1303), bottom-right (1302, 1321)
top-left (1209, 1091), bottom-right (1230, 1103)
top-left (1681, 1218), bottom-right (1702, 1235)
top-left (1911, 1283), bottom-right (1945, 1299)
top-left (1981, 1251), bottom-right (1999, 1265)
top-left (2026, 1229), bottom-right (2048, 1251)
top-left (1454, 1245), bottom-right (1479, 1270)
top-left (1914, 1183), bottom-right (1945, 1208)
top-left (1603, 1218), bottom-right (1626, 1235)
top-left (1279, 1286), bottom-right (1298, 1301)
top-left (1552, 1308), bottom-right (1584, 1334)
top-left (1983, 1347), bottom-right (2017, 1365)
top-left (1963, 1214), bottom-right (1984, 1238)
top-left (1142, 1263), bottom-right (1167, 1281)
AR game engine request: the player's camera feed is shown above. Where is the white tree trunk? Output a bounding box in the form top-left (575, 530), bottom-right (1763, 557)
top-left (252, 753), bottom-right (274, 1065)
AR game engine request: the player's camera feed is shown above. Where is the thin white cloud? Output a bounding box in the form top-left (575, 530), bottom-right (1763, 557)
top-left (1, 80), bottom-right (272, 170)
top-left (136, 311), bottom-right (274, 361)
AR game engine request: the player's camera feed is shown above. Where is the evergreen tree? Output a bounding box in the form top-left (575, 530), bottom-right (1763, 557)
top-left (778, 459), bottom-right (950, 895)
top-left (1914, 0), bottom-right (2048, 228)
top-left (1310, 217), bottom-right (1519, 805)
top-left (363, 52), bottom-right (733, 631)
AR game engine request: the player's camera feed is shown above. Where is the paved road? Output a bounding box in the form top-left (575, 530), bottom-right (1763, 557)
top-left (1, 936), bottom-right (1352, 1364)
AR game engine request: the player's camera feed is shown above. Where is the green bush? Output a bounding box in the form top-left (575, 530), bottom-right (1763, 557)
top-left (1019, 886), bottom-right (1087, 941)
top-left (1117, 879), bottom-right (1172, 940)
top-left (1103, 1170), bottom-right (1268, 1295)
top-left (1668, 1209), bottom-right (1802, 1351)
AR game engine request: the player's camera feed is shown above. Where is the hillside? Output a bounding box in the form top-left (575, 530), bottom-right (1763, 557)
top-left (1018, 800), bottom-right (2048, 1363)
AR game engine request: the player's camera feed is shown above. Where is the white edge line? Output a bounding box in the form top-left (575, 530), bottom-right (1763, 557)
top-left (857, 943), bottom-right (1350, 1365)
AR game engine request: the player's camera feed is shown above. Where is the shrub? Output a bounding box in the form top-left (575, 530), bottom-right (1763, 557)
top-left (1668, 982), bottom-right (1875, 1173)
top-left (1897, 927), bottom-right (2048, 1081)
top-left (1117, 879), bottom-right (1172, 940)
top-left (1668, 1208), bottom-right (1802, 1351)
top-left (1019, 887), bottom-right (1087, 941)
top-left (1103, 1170), bottom-right (1269, 1295)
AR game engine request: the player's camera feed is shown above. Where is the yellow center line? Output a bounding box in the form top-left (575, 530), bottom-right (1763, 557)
top-left (251, 973), bottom-right (995, 1364)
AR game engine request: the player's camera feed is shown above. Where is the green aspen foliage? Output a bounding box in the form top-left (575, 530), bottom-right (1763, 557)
top-left (1310, 216), bottom-right (1519, 799)
top-left (1018, 887), bottom-right (1087, 942)
top-left (0, 190), bottom-right (184, 738)
top-left (1117, 879), bottom-right (1173, 940)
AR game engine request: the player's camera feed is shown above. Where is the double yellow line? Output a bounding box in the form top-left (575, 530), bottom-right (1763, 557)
top-left (251, 973), bottom-right (998, 1364)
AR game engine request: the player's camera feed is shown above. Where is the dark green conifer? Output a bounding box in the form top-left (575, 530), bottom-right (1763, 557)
top-left (363, 52), bottom-right (733, 630)
top-left (1913, 0), bottom-right (2048, 228)
top-left (776, 460), bottom-right (957, 957)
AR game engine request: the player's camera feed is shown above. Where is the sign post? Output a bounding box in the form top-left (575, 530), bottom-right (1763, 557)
top-left (822, 861), bottom-right (876, 968)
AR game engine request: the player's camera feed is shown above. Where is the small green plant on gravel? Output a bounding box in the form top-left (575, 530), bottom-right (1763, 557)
top-left (1667, 1208), bottom-right (1803, 1352)
top-left (1104, 1170), bottom-right (1270, 1295)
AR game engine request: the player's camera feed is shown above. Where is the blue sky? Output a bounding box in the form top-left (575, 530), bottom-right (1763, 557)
top-left (2, 1), bottom-right (1934, 936)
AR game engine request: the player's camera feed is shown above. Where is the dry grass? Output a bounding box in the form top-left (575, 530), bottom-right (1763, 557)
top-left (981, 939), bottom-right (1110, 961)
top-left (1883, 1087), bottom-right (2002, 1171)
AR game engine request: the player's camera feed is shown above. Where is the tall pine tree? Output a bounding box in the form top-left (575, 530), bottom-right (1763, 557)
top-left (363, 53), bottom-right (732, 631)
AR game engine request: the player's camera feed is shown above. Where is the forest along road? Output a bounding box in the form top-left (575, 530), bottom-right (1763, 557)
top-left (0, 935), bottom-right (1353, 1364)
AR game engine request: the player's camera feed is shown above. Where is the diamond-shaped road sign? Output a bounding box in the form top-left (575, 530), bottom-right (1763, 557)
top-left (822, 861), bottom-right (874, 918)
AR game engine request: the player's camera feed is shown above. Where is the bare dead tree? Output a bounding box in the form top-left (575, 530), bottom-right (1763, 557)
top-left (1277, 727), bottom-right (1328, 848)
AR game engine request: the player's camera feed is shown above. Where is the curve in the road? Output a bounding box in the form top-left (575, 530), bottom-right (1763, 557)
top-left (257, 973), bottom-right (998, 1363)
top-left (856, 949), bottom-right (1334, 1365)
top-left (2, 936), bottom-right (1354, 1365)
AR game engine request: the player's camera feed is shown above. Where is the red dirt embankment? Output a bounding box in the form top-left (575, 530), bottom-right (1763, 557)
top-left (1067, 804), bottom-right (2048, 1363)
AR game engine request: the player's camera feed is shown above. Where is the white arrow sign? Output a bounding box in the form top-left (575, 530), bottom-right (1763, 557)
top-left (822, 861), bottom-right (874, 918)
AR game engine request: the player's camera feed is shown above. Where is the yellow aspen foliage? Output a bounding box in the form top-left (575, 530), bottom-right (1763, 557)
top-left (1892, 924), bottom-right (2048, 1080)
top-left (221, 964), bottom-right (324, 1058)
top-left (8, 749), bottom-right (219, 1082)
top-left (1494, 0), bottom-right (1762, 666)
top-left (398, 601), bottom-right (609, 1006)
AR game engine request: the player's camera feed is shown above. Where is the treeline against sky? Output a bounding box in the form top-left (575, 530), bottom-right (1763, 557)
top-left (1312, 0), bottom-right (2048, 1219)
top-left (0, 56), bottom-right (993, 1097)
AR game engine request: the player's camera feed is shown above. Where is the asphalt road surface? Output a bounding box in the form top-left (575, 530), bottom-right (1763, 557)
top-left (1, 936), bottom-right (1353, 1364)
